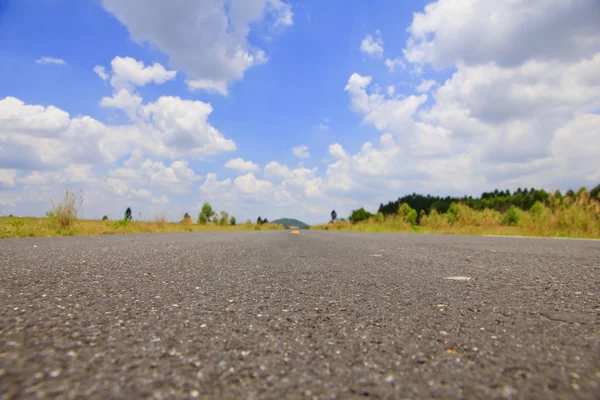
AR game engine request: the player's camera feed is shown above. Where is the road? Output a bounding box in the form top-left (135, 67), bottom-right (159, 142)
top-left (1, 231), bottom-right (599, 399)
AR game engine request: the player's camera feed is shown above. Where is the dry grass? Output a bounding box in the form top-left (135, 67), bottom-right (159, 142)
top-left (0, 217), bottom-right (285, 239)
top-left (155, 213), bottom-right (168, 229)
top-left (48, 189), bottom-right (84, 228)
top-left (311, 189), bottom-right (600, 239)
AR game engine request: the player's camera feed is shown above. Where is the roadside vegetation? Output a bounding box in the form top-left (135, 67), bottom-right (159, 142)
top-left (312, 185), bottom-right (600, 239)
top-left (0, 191), bottom-right (284, 239)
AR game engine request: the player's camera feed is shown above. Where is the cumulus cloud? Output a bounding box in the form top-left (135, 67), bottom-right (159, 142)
top-left (225, 158), bottom-right (260, 173)
top-left (360, 31), bottom-right (384, 58)
top-left (95, 56), bottom-right (176, 90)
top-left (100, 0), bottom-right (293, 94)
top-left (292, 145), bottom-right (310, 159)
top-left (404, 0), bottom-right (600, 68)
top-left (36, 57), bottom-right (66, 66)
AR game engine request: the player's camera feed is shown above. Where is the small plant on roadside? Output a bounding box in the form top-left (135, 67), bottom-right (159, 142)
top-left (48, 189), bottom-right (84, 228)
top-left (230, 216), bottom-right (236, 226)
top-left (102, 215), bottom-right (108, 221)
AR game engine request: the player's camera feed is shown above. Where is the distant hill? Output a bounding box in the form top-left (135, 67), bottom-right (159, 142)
top-left (271, 218), bottom-right (310, 229)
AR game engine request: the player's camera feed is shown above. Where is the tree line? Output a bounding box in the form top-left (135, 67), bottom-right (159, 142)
top-left (332, 184), bottom-right (600, 224)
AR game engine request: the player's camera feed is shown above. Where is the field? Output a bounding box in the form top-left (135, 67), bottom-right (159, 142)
top-left (0, 217), bottom-right (284, 239)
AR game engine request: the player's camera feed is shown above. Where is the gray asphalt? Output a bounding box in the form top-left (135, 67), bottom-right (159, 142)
top-left (1, 231), bottom-right (599, 399)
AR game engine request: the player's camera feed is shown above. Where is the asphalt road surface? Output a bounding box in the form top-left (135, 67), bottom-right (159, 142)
top-left (1, 231), bottom-right (599, 399)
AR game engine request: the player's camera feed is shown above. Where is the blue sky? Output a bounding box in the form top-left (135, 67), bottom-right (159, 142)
top-left (1, 0), bottom-right (599, 223)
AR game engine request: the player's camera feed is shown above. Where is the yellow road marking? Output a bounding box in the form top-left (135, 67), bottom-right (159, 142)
top-left (291, 230), bottom-right (300, 234)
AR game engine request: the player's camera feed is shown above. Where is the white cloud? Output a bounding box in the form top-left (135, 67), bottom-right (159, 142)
top-left (140, 96), bottom-right (236, 158)
top-left (360, 31), bottom-right (384, 58)
top-left (36, 57), bottom-right (66, 66)
top-left (269, 0), bottom-right (294, 27)
top-left (100, 89), bottom-right (143, 116)
top-left (0, 169), bottom-right (17, 188)
top-left (99, 56), bottom-right (177, 91)
top-left (0, 96), bottom-right (137, 169)
top-left (292, 145), bottom-right (310, 159)
top-left (186, 79), bottom-right (230, 96)
top-left (264, 161), bottom-right (293, 180)
top-left (316, 118), bottom-right (331, 131)
top-left (94, 65), bottom-right (109, 80)
top-left (404, 0), bottom-right (600, 68)
top-left (225, 158), bottom-right (260, 173)
top-left (100, 0), bottom-right (292, 94)
top-left (384, 58), bottom-right (405, 72)
top-left (416, 79), bottom-right (437, 93)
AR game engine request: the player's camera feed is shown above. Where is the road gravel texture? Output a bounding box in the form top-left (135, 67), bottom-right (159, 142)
top-left (1, 231), bottom-right (599, 399)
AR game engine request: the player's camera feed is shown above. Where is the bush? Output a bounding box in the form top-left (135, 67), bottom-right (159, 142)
top-left (48, 189), bottom-right (84, 228)
top-left (501, 205), bottom-right (520, 226)
top-left (230, 216), bottom-right (236, 226)
top-left (182, 212), bottom-right (193, 225)
top-left (446, 203), bottom-right (460, 224)
top-left (102, 215), bottom-right (108, 221)
top-left (398, 203), bottom-right (418, 225)
top-left (349, 208), bottom-right (372, 224)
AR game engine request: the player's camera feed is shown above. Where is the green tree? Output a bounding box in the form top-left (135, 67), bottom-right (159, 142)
top-left (197, 202), bottom-right (214, 225)
top-left (102, 215), bottom-right (108, 221)
top-left (230, 216), bottom-right (236, 226)
top-left (349, 208), bottom-right (372, 224)
top-left (124, 207), bottom-right (132, 221)
top-left (257, 216), bottom-right (263, 225)
top-left (212, 215), bottom-right (219, 224)
top-left (331, 210), bottom-right (337, 222)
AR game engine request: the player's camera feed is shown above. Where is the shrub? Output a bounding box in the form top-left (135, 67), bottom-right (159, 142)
top-left (182, 212), bottom-right (193, 225)
top-left (446, 203), bottom-right (460, 224)
top-left (212, 216), bottom-right (219, 224)
top-left (501, 205), bottom-right (520, 226)
top-left (48, 189), bottom-right (84, 228)
top-left (230, 216), bottom-right (236, 226)
top-left (102, 215), bottom-right (108, 221)
top-left (398, 203), bottom-right (418, 225)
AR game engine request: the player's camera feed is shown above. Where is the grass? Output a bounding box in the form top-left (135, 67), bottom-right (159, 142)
top-left (311, 189), bottom-right (600, 239)
top-left (0, 217), bottom-right (285, 239)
